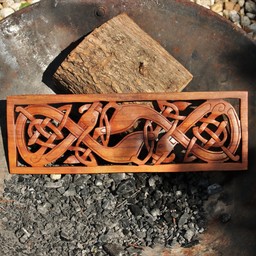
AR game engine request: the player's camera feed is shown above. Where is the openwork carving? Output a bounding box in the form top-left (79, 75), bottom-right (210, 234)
top-left (7, 92), bottom-right (248, 173)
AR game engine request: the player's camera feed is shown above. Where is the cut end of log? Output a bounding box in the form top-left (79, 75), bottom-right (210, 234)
top-left (53, 13), bottom-right (193, 94)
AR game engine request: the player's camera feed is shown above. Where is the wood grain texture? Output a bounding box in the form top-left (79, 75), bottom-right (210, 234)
top-left (53, 13), bottom-right (192, 94)
top-left (7, 91), bottom-right (248, 174)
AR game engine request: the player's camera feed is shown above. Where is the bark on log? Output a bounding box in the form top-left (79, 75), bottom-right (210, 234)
top-left (53, 13), bottom-right (193, 94)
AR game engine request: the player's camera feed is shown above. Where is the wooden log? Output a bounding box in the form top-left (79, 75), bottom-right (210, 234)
top-left (53, 13), bottom-right (192, 94)
top-left (7, 91), bottom-right (248, 174)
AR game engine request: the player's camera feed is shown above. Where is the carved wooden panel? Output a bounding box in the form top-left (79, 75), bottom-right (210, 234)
top-left (7, 92), bottom-right (248, 174)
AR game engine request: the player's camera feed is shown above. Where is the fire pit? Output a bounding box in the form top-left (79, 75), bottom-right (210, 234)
top-left (1, 0), bottom-right (256, 255)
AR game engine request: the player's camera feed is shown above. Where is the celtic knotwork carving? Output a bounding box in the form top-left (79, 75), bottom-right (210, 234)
top-left (13, 97), bottom-right (242, 168)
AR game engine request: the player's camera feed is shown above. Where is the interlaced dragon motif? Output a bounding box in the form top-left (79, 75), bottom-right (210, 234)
top-left (15, 99), bottom-right (241, 167)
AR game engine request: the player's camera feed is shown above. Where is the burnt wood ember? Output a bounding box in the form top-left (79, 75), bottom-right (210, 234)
top-left (7, 92), bottom-right (247, 174)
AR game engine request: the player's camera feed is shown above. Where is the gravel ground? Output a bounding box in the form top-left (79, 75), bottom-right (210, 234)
top-left (0, 0), bottom-right (39, 19)
top-left (0, 0), bottom-right (256, 40)
top-left (192, 0), bottom-right (256, 39)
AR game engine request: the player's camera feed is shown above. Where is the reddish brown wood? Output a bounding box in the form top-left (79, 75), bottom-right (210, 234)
top-left (7, 92), bottom-right (248, 174)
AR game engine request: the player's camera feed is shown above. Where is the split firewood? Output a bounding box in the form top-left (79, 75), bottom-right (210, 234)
top-left (53, 13), bottom-right (192, 94)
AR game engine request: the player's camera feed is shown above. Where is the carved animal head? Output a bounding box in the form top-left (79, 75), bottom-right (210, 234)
top-left (78, 102), bottom-right (102, 129)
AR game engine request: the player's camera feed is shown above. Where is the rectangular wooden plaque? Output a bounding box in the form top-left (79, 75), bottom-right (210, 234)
top-left (7, 92), bottom-right (248, 174)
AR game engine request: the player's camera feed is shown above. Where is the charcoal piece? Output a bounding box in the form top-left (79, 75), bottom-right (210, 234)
top-left (37, 202), bottom-right (52, 215)
top-left (19, 230), bottom-right (31, 244)
top-left (144, 215), bottom-right (155, 226)
top-left (148, 176), bottom-right (157, 187)
top-left (135, 229), bottom-right (147, 239)
top-left (103, 244), bottom-right (124, 256)
top-left (116, 179), bottom-right (136, 196)
top-left (63, 184), bottom-right (77, 197)
top-left (102, 197), bottom-right (116, 210)
top-left (178, 212), bottom-right (190, 228)
top-left (95, 252), bottom-right (107, 256)
top-left (44, 180), bottom-right (64, 189)
top-left (184, 229), bottom-right (195, 242)
top-left (18, 176), bottom-right (24, 183)
top-left (163, 212), bottom-right (173, 223)
top-left (207, 183), bottom-right (222, 195)
top-left (110, 173), bottom-right (127, 183)
top-left (69, 248), bottom-right (82, 256)
top-left (122, 229), bottom-right (129, 236)
top-left (171, 211), bottom-right (179, 219)
top-left (70, 199), bottom-right (82, 212)
top-left (73, 175), bottom-right (91, 185)
top-left (61, 175), bottom-right (73, 190)
top-left (153, 236), bottom-right (165, 245)
top-left (150, 208), bottom-right (161, 217)
top-left (129, 204), bottom-right (144, 217)
top-left (60, 230), bottom-right (72, 241)
top-left (153, 190), bottom-right (163, 201)
top-left (57, 187), bottom-right (66, 194)
top-left (120, 218), bottom-right (130, 229)
top-left (95, 179), bottom-right (103, 186)
top-left (178, 235), bottom-right (186, 245)
top-left (146, 229), bottom-right (153, 242)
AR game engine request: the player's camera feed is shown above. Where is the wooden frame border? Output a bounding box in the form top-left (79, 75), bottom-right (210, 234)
top-left (7, 91), bottom-right (248, 174)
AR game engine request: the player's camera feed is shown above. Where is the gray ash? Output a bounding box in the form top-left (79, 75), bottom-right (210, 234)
top-left (0, 172), bottom-right (209, 255)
